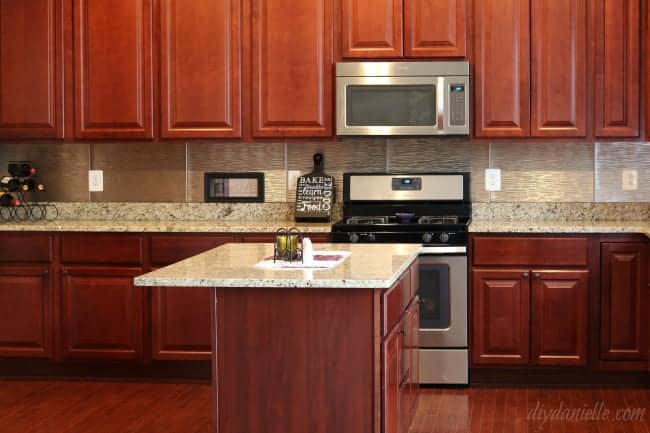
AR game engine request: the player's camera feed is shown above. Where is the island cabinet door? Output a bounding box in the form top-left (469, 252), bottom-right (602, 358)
top-left (600, 243), bottom-right (648, 361)
top-left (0, 0), bottom-right (64, 139)
top-left (383, 321), bottom-right (403, 433)
top-left (0, 266), bottom-right (53, 358)
top-left (60, 266), bottom-right (144, 360)
top-left (472, 269), bottom-right (530, 365)
top-left (251, 0), bottom-right (333, 137)
top-left (73, 0), bottom-right (153, 139)
top-left (530, 270), bottom-right (588, 366)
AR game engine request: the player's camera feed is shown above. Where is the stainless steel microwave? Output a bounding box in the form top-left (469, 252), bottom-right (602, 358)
top-left (336, 61), bottom-right (470, 136)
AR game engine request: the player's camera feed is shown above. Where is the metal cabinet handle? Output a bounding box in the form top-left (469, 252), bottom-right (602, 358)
top-left (522, 272), bottom-right (529, 279)
top-left (534, 273), bottom-right (541, 280)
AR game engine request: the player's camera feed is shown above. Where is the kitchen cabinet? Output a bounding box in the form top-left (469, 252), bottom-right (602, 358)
top-left (594, 0), bottom-right (640, 138)
top-left (60, 266), bottom-right (144, 360)
top-left (475, 0), bottom-right (589, 138)
top-left (0, 0), bottom-right (64, 139)
top-left (0, 265), bottom-right (53, 358)
top-left (252, 0), bottom-right (333, 137)
top-left (159, 0), bottom-right (241, 138)
top-left (73, 0), bottom-right (153, 139)
top-left (472, 236), bottom-right (589, 366)
top-left (340, 0), bottom-right (466, 59)
top-left (600, 242), bottom-right (648, 361)
top-left (383, 320), bottom-right (402, 433)
top-left (150, 234), bottom-right (235, 361)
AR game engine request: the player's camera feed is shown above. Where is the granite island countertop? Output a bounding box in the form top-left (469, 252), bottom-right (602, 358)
top-left (134, 243), bottom-right (421, 289)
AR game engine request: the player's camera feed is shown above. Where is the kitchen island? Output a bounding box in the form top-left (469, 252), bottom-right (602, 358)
top-left (134, 243), bottom-right (421, 433)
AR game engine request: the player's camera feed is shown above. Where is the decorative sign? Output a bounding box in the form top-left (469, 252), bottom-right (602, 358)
top-left (295, 154), bottom-right (335, 222)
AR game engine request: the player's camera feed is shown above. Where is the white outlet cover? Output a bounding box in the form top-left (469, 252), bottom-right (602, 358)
top-left (622, 169), bottom-right (638, 191)
top-left (287, 170), bottom-right (301, 189)
top-left (485, 168), bottom-right (502, 192)
top-left (88, 170), bottom-right (104, 192)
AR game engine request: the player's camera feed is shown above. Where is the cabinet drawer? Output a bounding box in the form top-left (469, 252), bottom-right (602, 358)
top-left (0, 233), bottom-right (52, 263)
top-left (61, 234), bottom-right (143, 265)
top-left (473, 237), bottom-right (588, 266)
top-left (151, 235), bottom-right (235, 265)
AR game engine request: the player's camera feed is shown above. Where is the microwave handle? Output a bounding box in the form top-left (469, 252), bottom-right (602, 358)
top-left (436, 77), bottom-right (446, 132)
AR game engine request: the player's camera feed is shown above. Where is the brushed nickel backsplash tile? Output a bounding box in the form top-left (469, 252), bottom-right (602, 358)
top-left (490, 142), bottom-right (594, 202)
top-left (595, 142), bottom-right (650, 202)
top-left (286, 138), bottom-right (387, 202)
top-left (0, 142), bottom-right (91, 202)
top-left (386, 138), bottom-right (489, 202)
top-left (91, 142), bottom-right (186, 202)
top-left (187, 142), bottom-right (286, 202)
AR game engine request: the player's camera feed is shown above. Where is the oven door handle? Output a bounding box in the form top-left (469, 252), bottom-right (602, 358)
top-left (420, 246), bottom-right (467, 254)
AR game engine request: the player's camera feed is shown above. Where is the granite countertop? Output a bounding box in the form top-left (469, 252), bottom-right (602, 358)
top-left (469, 220), bottom-right (650, 238)
top-left (0, 220), bottom-right (333, 233)
top-left (134, 243), bottom-right (421, 289)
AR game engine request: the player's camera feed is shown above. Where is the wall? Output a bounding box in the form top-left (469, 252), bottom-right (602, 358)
top-left (0, 139), bottom-right (648, 204)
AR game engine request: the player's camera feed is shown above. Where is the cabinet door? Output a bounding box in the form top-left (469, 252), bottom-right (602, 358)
top-left (601, 243), bottom-right (648, 361)
top-left (61, 266), bottom-right (144, 360)
top-left (473, 0), bottom-right (530, 137)
top-left (0, 0), bottom-right (63, 139)
top-left (340, 0), bottom-right (402, 58)
top-left (160, 0), bottom-right (241, 138)
top-left (382, 323), bottom-right (402, 433)
top-left (407, 300), bottom-right (419, 418)
top-left (0, 266), bottom-right (52, 358)
top-left (472, 269), bottom-right (530, 365)
top-left (404, 0), bottom-right (466, 58)
top-left (74, 0), bottom-right (153, 139)
top-left (531, 270), bottom-right (588, 366)
top-left (594, 0), bottom-right (640, 137)
top-left (252, 0), bottom-right (333, 137)
top-left (530, 0), bottom-right (587, 137)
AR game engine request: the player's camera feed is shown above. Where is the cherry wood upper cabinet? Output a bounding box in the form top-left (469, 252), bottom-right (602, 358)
top-left (252, 0), bottom-right (333, 137)
top-left (340, 0), bottom-right (402, 58)
top-left (0, 0), bottom-right (63, 139)
top-left (73, 0), bottom-right (153, 139)
top-left (530, 0), bottom-right (587, 137)
top-left (594, 0), bottom-right (640, 138)
top-left (473, 0), bottom-right (530, 137)
top-left (404, 0), bottom-right (466, 58)
top-left (160, 0), bottom-right (241, 138)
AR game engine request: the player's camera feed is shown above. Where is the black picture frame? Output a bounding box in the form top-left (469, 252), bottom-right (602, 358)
top-left (204, 172), bottom-right (265, 203)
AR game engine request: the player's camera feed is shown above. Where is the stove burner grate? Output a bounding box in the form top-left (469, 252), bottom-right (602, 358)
top-left (345, 216), bottom-right (390, 225)
top-left (417, 215), bottom-right (459, 225)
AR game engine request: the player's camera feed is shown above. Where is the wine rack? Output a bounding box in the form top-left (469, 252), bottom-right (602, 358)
top-left (0, 162), bottom-right (58, 222)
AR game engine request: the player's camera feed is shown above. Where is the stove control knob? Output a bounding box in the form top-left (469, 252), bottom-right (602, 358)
top-left (349, 233), bottom-right (360, 243)
top-left (439, 232), bottom-right (450, 243)
top-left (366, 233), bottom-right (376, 242)
top-left (422, 233), bottom-right (433, 243)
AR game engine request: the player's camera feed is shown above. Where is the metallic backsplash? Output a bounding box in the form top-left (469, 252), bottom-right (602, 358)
top-left (0, 140), bottom-right (647, 203)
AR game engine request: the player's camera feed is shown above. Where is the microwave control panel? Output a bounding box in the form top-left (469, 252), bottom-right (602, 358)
top-left (449, 84), bottom-right (466, 126)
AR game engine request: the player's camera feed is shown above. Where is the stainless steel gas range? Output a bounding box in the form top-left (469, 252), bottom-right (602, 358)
top-left (332, 173), bottom-right (470, 384)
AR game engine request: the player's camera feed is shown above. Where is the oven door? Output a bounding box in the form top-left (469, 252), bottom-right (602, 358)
top-left (418, 254), bottom-right (467, 348)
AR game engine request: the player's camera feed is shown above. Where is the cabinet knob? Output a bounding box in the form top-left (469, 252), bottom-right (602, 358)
top-left (399, 328), bottom-right (406, 336)
top-left (42, 269), bottom-right (49, 276)
top-left (522, 272), bottom-right (529, 279)
top-left (534, 273), bottom-right (541, 280)
top-left (61, 269), bottom-right (68, 276)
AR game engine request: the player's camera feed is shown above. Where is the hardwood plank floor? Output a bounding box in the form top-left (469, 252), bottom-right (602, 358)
top-left (0, 381), bottom-right (648, 433)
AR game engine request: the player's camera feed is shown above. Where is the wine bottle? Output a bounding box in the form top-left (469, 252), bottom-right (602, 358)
top-left (21, 178), bottom-right (45, 192)
top-left (0, 192), bottom-right (20, 207)
top-left (0, 176), bottom-right (21, 192)
top-left (8, 162), bottom-right (37, 178)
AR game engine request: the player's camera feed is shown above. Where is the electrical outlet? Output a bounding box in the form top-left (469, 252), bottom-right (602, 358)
top-left (485, 168), bottom-right (501, 192)
top-left (622, 169), bottom-right (638, 191)
top-left (88, 170), bottom-right (103, 192)
top-left (287, 170), bottom-right (301, 190)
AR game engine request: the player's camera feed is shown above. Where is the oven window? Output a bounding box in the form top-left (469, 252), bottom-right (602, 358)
top-left (419, 263), bottom-right (451, 329)
top-left (346, 85), bottom-right (436, 126)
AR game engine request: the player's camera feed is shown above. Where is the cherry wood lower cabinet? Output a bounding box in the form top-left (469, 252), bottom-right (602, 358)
top-left (0, 265), bottom-right (53, 358)
top-left (212, 260), bottom-right (418, 433)
top-left (60, 266), bottom-right (144, 360)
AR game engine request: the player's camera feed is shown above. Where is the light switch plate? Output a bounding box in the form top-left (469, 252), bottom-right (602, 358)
top-left (287, 170), bottom-right (301, 190)
top-left (88, 170), bottom-right (103, 192)
top-left (485, 168), bottom-right (501, 192)
top-left (622, 169), bottom-right (638, 191)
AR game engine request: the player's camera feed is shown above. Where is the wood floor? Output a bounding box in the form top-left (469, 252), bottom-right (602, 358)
top-left (0, 381), bottom-right (648, 433)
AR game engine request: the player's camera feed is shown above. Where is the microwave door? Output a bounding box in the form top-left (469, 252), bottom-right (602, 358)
top-left (336, 76), bottom-right (439, 136)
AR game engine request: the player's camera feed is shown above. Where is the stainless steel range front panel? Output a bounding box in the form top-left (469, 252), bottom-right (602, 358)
top-left (348, 174), bottom-right (465, 201)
